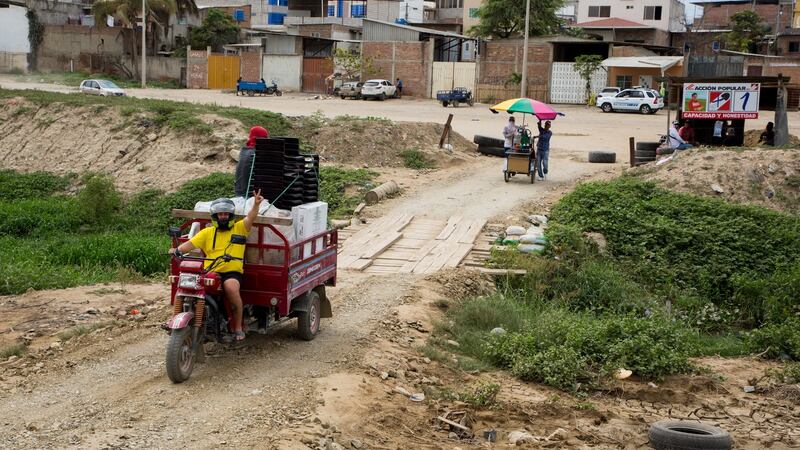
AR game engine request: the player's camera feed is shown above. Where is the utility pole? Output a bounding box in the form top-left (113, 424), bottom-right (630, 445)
top-left (141, 0), bottom-right (146, 88)
top-left (520, 0), bottom-right (530, 98)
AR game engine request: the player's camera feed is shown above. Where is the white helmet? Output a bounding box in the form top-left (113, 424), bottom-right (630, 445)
top-left (210, 198), bottom-right (235, 230)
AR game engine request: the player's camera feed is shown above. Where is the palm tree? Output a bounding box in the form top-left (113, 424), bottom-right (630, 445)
top-left (92, 0), bottom-right (184, 79)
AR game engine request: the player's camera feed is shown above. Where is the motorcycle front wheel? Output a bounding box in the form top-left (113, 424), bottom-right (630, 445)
top-left (165, 327), bottom-right (195, 383)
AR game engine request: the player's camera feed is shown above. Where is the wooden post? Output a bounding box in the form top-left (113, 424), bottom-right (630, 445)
top-left (775, 74), bottom-right (789, 146)
top-left (439, 113), bottom-right (454, 148)
top-left (629, 137), bottom-right (635, 168)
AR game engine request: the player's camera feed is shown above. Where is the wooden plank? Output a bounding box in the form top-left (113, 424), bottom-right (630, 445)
top-left (478, 268), bottom-right (528, 276)
top-left (457, 220), bottom-right (486, 244)
top-left (171, 209), bottom-right (292, 226)
top-left (349, 259), bottom-right (373, 271)
top-left (435, 216), bottom-right (462, 240)
top-left (361, 232), bottom-right (403, 259)
top-left (418, 241), bottom-right (465, 274)
top-left (370, 259), bottom-right (405, 267)
top-left (445, 243), bottom-right (474, 267)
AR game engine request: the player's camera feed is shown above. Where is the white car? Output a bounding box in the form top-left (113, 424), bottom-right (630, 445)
top-left (360, 79), bottom-right (397, 100)
top-left (597, 88), bottom-right (663, 114)
top-left (79, 79), bottom-right (126, 97)
top-left (596, 87), bottom-right (620, 100)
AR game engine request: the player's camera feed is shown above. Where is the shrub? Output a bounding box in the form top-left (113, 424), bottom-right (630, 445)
top-left (748, 317), bottom-right (800, 360)
top-left (550, 178), bottom-right (800, 324)
top-left (399, 149), bottom-right (434, 169)
top-left (0, 169), bottom-right (71, 200)
top-left (442, 380), bottom-right (501, 407)
top-left (45, 232), bottom-right (169, 276)
top-left (77, 173), bottom-right (121, 225)
top-left (0, 197), bottom-right (82, 236)
top-left (318, 167), bottom-right (376, 217)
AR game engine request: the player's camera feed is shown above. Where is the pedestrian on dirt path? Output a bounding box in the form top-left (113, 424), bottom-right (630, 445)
top-left (235, 126), bottom-right (269, 197)
top-left (536, 120), bottom-right (552, 180)
top-left (396, 78), bottom-right (403, 98)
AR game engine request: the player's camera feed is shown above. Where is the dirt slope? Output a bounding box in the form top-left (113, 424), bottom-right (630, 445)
top-left (635, 148), bottom-right (800, 213)
top-left (0, 97), bottom-right (474, 193)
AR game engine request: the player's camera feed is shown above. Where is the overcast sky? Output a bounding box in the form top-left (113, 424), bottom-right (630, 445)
top-left (681, 0), bottom-right (702, 25)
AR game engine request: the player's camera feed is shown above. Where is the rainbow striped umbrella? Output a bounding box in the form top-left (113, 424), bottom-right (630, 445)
top-left (490, 98), bottom-right (564, 121)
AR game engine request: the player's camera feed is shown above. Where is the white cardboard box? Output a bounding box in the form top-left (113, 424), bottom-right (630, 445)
top-left (291, 202), bottom-right (328, 258)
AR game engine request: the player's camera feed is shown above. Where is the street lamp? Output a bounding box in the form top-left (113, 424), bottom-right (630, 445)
top-left (141, 0), bottom-right (146, 88)
top-left (520, 0), bottom-right (530, 97)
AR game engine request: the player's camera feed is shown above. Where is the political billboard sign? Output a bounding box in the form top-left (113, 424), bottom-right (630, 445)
top-left (682, 83), bottom-right (760, 119)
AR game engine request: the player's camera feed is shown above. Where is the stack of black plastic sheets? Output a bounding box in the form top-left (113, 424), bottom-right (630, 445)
top-left (252, 137), bottom-right (319, 210)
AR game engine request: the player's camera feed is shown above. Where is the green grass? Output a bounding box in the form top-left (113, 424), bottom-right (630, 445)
top-left (318, 167), bottom-right (377, 218)
top-left (0, 88), bottom-right (293, 137)
top-left (0, 343), bottom-right (26, 359)
top-left (57, 322), bottom-right (112, 342)
top-left (399, 149), bottom-right (435, 170)
top-left (0, 169), bottom-right (73, 200)
top-left (16, 70), bottom-right (181, 89)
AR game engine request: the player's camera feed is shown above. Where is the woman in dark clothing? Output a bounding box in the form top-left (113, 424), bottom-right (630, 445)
top-left (235, 126), bottom-right (269, 197)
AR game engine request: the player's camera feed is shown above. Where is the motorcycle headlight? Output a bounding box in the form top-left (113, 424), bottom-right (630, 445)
top-left (178, 274), bottom-right (199, 289)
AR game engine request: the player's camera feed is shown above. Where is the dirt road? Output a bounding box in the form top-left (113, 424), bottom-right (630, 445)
top-left (2, 76), bottom-right (796, 162)
top-left (0, 154), bottom-right (602, 449)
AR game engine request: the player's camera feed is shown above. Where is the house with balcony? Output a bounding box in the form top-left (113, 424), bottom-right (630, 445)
top-left (571, 0), bottom-right (686, 46)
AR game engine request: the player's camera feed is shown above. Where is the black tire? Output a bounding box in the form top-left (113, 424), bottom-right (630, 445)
top-left (442, 101), bottom-right (449, 107)
top-left (504, 171), bottom-right (510, 182)
top-left (362, 96), bottom-right (367, 100)
top-left (165, 327), bottom-right (195, 383)
top-left (636, 141), bottom-right (660, 151)
top-left (297, 290), bottom-right (321, 341)
top-left (635, 149), bottom-right (657, 158)
top-left (468, 98), bottom-right (474, 107)
top-left (474, 135), bottom-right (505, 147)
top-left (640, 104), bottom-right (652, 114)
top-left (588, 151), bottom-right (616, 163)
top-left (477, 146), bottom-right (507, 157)
top-left (379, 93), bottom-right (386, 101)
top-left (601, 103), bottom-right (613, 113)
top-left (276, 91), bottom-right (282, 97)
top-left (649, 420), bottom-right (732, 450)
top-left (341, 95), bottom-right (346, 100)
top-left (247, 90), bottom-right (255, 97)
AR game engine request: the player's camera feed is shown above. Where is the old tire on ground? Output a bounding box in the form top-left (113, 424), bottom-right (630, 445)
top-left (474, 135), bottom-right (505, 147)
top-left (165, 327), bottom-right (195, 384)
top-left (636, 141), bottom-right (660, 151)
top-left (635, 149), bottom-right (657, 158)
top-left (588, 151), bottom-right (617, 163)
top-left (297, 290), bottom-right (321, 341)
top-left (477, 146), bottom-right (507, 157)
top-left (635, 157), bottom-right (656, 165)
top-left (649, 420), bottom-right (732, 450)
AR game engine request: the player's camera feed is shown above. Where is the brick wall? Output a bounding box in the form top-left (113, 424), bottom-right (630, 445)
top-left (295, 24), bottom-right (333, 39)
top-left (240, 50), bottom-right (262, 81)
top-left (479, 41), bottom-right (551, 88)
top-left (671, 31), bottom-right (726, 57)
top-left (698, 4), bottom-right (778, 29)
top-left (612, 46), bottom-right (657, 57)
top-left (612, 29), bottom-right (670, 46)
top-left (37, 25), bottom-right (126, 72)
top-left (362, 41), bottom-right (430, 97)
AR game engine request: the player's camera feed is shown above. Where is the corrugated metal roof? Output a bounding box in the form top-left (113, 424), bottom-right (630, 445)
top-left (602, 56), bottom-right (684, 69)
top-left (363, 18), bottom-right (475, 41)
top-left (574, 18), bottom-right (652, 29)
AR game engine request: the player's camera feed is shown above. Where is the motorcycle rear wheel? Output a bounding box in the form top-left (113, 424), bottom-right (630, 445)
top-left (166, 327), bottom-right (195, 383)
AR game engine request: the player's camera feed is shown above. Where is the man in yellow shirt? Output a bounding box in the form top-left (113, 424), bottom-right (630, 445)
top-left (171, 190), bottom-right (264, 341)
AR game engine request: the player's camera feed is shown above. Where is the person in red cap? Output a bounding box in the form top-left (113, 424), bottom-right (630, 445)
top-left (235, 126), bottom-right (269, 197)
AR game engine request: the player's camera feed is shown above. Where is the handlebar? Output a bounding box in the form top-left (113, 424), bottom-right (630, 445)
top-left (172, 252), bottom-right (243, 273)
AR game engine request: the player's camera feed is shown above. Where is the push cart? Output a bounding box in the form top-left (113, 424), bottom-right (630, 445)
top-left (503, 126), bottom-right (536, 183)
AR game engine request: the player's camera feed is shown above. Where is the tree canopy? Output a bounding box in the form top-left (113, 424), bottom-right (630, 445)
top-left (574, 54), bottom-right (604, 103)
top-left (467, 0), bottom-right (565, 39)
top-left (189, 9), bottom-right (240, 52)
top-left (724, 10), bottom-right (768, 53)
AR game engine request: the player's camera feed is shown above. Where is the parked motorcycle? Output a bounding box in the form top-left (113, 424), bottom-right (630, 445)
top-left (265, 80), bottom-right (282, 96)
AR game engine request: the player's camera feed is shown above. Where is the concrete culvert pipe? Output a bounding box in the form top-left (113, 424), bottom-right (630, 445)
top-left (649, 420), bottom-right (732, 450)
top-left (588, 151), bottom-right (617, 163)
